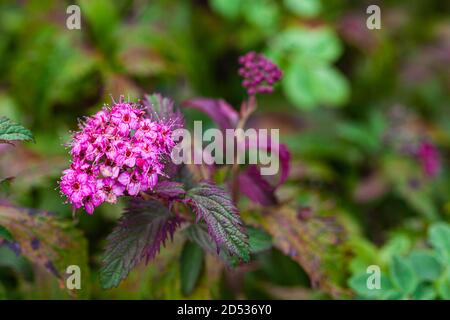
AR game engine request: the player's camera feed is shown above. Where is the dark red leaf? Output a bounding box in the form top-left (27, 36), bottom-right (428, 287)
top-left (237, 165), bottom-right (277, 206)
top-left (183, 98), bottom-right (239, 130)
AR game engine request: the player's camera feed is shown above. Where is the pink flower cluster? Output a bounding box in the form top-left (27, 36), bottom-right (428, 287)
top-left (59, 99), bottom-right (175, 214)
top-left (238, 52), bottom-right (283, 95)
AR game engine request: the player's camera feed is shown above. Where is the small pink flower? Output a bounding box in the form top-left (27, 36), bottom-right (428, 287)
top-left (60, 170), bottom-right (94, 207)
top-left (104, 141), bottom-right (117, 161)
top-left (118, 171), bottom-right (142, 196)
top-left (90, 109), bottom-right (109, 127)
top-left (84, 197), bottom-right (96, 215)
top-left (100, 161), bottom-right (120, 178)
top-left (134, 119), bottom-right (157, 141)
top-left (96, 178), bottom-right (125, 203)
top-left (111, 103), bottom-right (141, 136)
top-left (71, 133), bottom-right (89, 157)
top-left (117, 144), bottom-right (138, 167)
top-left (136, 141), bottom-right (157, 160)
top-left (118, 171), bottom-right (131, 186)
top-left (141, 171), bottom-right (159, 191)
top-left (104, 124), bottom-right (119, 137)
top-left (157, 124), bottom-right (175, 151)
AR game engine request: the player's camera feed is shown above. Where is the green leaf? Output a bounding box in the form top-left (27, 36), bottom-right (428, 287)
top-left (381, 156), bottom-right (438, 220)
top-left (186, 181), bottom-right (250, 262)
top-left (382, 291), bottom-right (406, 300)
top-left (0, 245), bottom-right (32, 281)
top-left (389, 256), bottom-right (419, 295)
top-left (0, 117), bottom-right (34, 143)
top-left (0, 177), bottom-right (14, 195)
top-left (380, 234), bottom-right (412, 265)
top-left (348, 272), bottom-right (393, 299)
top-left (338, 123), bottom-right (375, 149)
top-left (269, 26), bottom-right (348, 110)
top-left (0, 205), bottom-right (89, 298)
top-left (437, 275), bottom-right (450, 299)
top-left (243, 0), bottom-right (279, 30)
top-left (428, 222), bottom-right (450, 264)
top-left (100, 199), bottom-right (179, 289)
top-left (348, 272), bottom-right (381, 299)
top-left (0, 225), bottom-right (13, 241)
top-left (283, 60), bottom-right (349, 110)
top-left (348, 238), bottom-right (379, 274)
top-left (185, 224), bottom-right (238, 267)
top-left (262, 206), bottom-right (349, 298)
top-left (313, 66), bottom-right (350, 106)
top-left (247, 226), bottom-right (272, 253)
top-left (210, 0), bottom-right (242, 19)
top-left (98, 231), bottom-right (219, 299)
top-left (270, 27), bottom-right (342, 63)
top-left (283, 60), bottom-right (317, 109)
top-left (284, 0), bottom-right (322, 17)
top-left (408, 250), bottom-right (442, 281)
top-left (10, 28), bottom-right (95, 126)
top-left (180, 241), bottom-right (204, 296)
top-left (79, 0), bottom-right (119, 56)
top-left (337, 113), bottom-right (385, 153)
top-left (412, 283), bottom-right (437, 300)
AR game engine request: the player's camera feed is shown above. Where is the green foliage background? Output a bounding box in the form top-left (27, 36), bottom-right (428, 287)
top-left (0, 0), bottom-right (449, 299)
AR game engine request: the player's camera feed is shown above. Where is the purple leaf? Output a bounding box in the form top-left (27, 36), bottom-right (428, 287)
top-left (237, 144), bottom-right (290, 206)
top-left (100, 199), bottom-right (180, 289)
top-left (185, 181), bottom-right (249, 261)
top-left (277, 144), bottom-right (291, 187)
top-left (238, 132), bottom-right (291, 188)
top-left (257, 142), bottom-right (290, 187)
top-left (183, 98), bottom-right (239, 130)
top-left (237, 165), bottom-right (277, 206)
top-left (152, 181), bottom-right (186, 199)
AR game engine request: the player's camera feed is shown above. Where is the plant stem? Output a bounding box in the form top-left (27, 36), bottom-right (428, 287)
top-left (231, 95), bottom-right (257, 202)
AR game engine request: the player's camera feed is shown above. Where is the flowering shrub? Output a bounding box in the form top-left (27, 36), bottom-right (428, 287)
top-left (0, 1), bottom-right (448, 300)
top-left (59, 53), bottom-right (288, 289)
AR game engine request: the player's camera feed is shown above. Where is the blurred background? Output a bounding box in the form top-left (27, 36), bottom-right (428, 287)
top-left (0, 0), bottom-right (449, 299)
